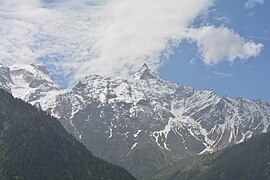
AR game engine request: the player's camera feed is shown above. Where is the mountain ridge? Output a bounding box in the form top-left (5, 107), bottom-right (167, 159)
top-left (0, 63), bottom-right (270, 178)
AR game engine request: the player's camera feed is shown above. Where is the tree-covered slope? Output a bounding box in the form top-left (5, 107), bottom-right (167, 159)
top-left (149, 131), bottom-right (270, 180)
top-left (0, 89), bottom-right (135, 180)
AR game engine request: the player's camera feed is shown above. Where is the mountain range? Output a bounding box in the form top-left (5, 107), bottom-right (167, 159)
top-left (0, 63), bottom-right (270, 178)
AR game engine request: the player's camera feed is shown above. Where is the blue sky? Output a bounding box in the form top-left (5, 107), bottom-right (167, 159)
top-left (0, 0), bottom-right (269, 101)
top-left (160, 0), bottom-right (270, 101)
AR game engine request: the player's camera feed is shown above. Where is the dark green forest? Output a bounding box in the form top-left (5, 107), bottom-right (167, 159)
top-left (149, 130), bottom-right (270, 180)
top-left (0, 89), bottom-right (135, 180)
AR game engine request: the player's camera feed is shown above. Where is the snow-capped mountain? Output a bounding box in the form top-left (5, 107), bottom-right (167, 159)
top-left (1, 63), bottom-right (270, 178)
top-left (0, 64), bottom-right (64, 110)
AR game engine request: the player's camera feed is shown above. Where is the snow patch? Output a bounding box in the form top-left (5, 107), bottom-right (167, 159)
top-left (134, 130), bottom-right (142, 138)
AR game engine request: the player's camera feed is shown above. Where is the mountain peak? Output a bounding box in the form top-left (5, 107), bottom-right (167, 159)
top-left (132, 63), bottom-right (158, 80)
top-left (10, 64), bottom-right (55, 85)
top-left (6, 64), bottom-right (61, 101)
top-left (140, 63), bottom-right (149, 71)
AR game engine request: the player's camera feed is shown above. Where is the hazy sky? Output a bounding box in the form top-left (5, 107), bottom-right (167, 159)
top-left (0, 0), bottom-right (269, 100)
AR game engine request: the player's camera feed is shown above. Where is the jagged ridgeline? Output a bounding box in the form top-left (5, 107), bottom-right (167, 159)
top-left (0, 89), bottom-right (135, 180)
top-left (150, 131), bottom-right (270, 180)
top-left (1, 63), bottom-right (270, 178)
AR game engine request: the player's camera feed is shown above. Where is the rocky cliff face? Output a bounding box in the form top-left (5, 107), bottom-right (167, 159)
top-left (1, 63), bottom-right (270, 178)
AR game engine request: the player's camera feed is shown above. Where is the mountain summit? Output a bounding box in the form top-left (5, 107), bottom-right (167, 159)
top-left (140, 63), bottom-right (149, 71)
top-left (0, 64), bottom-right (270, 178)
top-left (132, 63), bottom-right (158, 80)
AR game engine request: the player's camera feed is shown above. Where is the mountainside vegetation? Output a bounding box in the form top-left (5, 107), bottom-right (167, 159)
top-left (0, 89), bottom-right (135, 180)
top-left (148, 131), bottom-right (270, 180)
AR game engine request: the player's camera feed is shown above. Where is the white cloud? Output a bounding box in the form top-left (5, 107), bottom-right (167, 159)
top-left (0, 0), bottom-right (103, 82)
top-left (69, 0), bottom-right (215, 80)
top-left (244, 0), bottom-right (264, 8)
top-left (187, 26), bottom-right (263, 65)
top-left (0, 0), bottom-right (214, 82)
top-left (0, 0), bottom-right (264, 85)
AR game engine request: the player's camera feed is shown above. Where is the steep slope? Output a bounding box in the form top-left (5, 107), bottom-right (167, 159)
top-left (1, 63), bottom-right (270, 178)
top-left (0, 89), bottom-right (135, 180)
top-left (150, 131), bottom-right (270, 180)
